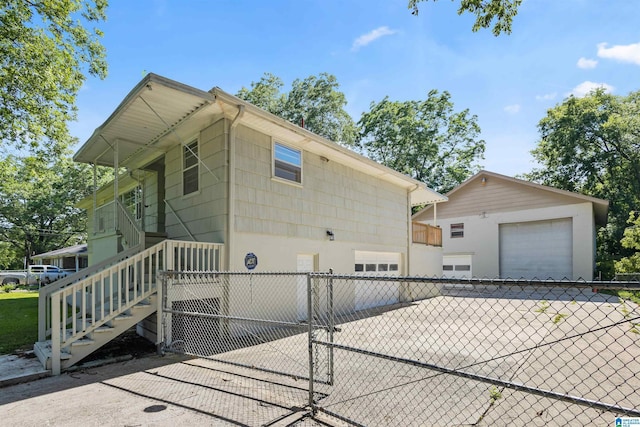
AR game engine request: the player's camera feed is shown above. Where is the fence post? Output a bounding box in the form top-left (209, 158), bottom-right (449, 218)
top-left (307, 272), bottom-right (315, 412)
top-left (328, 272), bottom-right (334, 386)
top-left (51, 291), bottom-right (61, 375)
top-left (156, 270), bottom-right (164, 354)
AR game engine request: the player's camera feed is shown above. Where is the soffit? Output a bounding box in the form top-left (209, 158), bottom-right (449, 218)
top-left (73, 74), bottom-right (218, 169)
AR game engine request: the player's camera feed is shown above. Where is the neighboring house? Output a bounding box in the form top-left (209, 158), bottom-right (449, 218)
top-left (36, 73), bottom-right (447, 373)
top-left (31, 244), bottom-right (88, 272)
top-left (413, 170), bottom-right (608, 280)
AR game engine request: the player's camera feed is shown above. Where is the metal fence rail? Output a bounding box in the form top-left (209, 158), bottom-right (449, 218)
top-left (160, 271), bottom-right (332, 385)
top-left (159, 271), bottom-right (640, 426)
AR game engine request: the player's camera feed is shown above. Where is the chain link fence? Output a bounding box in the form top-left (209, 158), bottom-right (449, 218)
top-left (159, 271), bottom-right (640, 426)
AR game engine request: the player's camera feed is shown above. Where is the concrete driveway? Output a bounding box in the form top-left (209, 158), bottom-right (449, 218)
top-left (1, 285), bottom-right (638, 426)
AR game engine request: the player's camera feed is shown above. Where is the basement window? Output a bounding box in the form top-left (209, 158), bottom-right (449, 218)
top-left (451, 223), bottom-right (464, 238)
top-left (183, 140), bottom-right (199, 195)
top-left (274, 142), bottom-right (302, 184)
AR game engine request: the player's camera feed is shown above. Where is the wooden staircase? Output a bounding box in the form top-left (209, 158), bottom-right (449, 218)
top-left (35, 240), bottom-right (224, 375)
top-left (34, 295), bottom-right (157, 370)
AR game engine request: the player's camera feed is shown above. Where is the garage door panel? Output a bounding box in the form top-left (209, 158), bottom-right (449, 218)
top-left (443, 255), bottom-right (473, 279)
top-left (354, 251), bottom-right (400, 310)
top-left (499, 219), bottom-right (572, 280)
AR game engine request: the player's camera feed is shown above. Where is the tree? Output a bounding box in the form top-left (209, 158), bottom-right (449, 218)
top-left (357, 90), bottom-right (485, 193)
top-left (615, 212), bottom-right (640, 274)
top-left (526, 89), bottom-right (640, 278)
top-left (237, 72), bottom-right (357, 146)
top-left (408, 0), bottom-right (522, 35)
top-left (0, 152), bottom-right (105, 265)
top-left (0, 0), bottom-right (107, 151)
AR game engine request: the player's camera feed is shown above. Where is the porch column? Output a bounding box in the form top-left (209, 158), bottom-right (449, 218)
top-left (113, 139), bottom-right (119, 230)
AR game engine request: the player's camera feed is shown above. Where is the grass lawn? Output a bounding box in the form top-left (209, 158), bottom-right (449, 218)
top-left (0, 291), bottom-right (38, 354)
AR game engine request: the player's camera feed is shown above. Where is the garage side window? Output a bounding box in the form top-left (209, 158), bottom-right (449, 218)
top-left (274, 142), bottom-right (302, 184)
top-left (451, 223), bottom-right (464, 238)
top-left (183, 140), bottom-right (199, 195)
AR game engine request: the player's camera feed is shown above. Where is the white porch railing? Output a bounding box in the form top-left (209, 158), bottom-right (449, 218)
top-left (44, 240), bottom-right (224, 375)
top-left (116, 198), bottom-right (143, 248)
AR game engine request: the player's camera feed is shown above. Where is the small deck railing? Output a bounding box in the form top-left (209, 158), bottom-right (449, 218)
top-left (412, 222), bottom-right (442, 247)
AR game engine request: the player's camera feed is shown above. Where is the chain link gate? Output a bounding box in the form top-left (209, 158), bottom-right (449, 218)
top-left (159, 271), bottom-right (334, 385)
top-left (159, 271), bottom-right (640, 426)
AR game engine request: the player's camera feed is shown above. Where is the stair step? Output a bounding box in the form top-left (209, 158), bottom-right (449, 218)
top-left (71, 339), bottom-right (95, 347)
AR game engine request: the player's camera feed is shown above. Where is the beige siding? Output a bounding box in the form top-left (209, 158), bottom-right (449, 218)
top-left (164, 118), bottom-right (227, 243)
top-left (233, 124), bottom-right (407, 246)
top-left (415, 177), bottom-right (587, 222)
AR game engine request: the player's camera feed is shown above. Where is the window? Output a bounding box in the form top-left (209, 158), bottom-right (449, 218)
top-left (121, 185), bottom-right (142, 220)
top-left (451, 223), bottom-right (464, 238)
top-left (443, 265), bottom-right (454, 271)
top-left (274, 142), bottom-right (302, 183)
top-left (355, 263), bottom-right (364, 272)
top-left (365, 263), bottom-right (376, 272)
top-left (183, 140), bottom-right (199, 195)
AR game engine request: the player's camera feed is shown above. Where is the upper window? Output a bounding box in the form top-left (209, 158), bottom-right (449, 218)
top-left (274, 142), bottom-right (302, 183)
top-left (183, 140), bottom-right (199, 195)
top-left (451, 223), bottom-right (464, 238)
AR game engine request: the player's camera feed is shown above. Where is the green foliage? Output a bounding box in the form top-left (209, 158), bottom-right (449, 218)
top-left (237, 72), bottom-right (357, 146)
top-left (615, 212), bottom-right (640, 273)
top-left (489, 386), bottom-right (502, 403)
top-left (1, 284), bottom-right (17, 293)
top-left (552, 313), bottom-right (568, 325)
top-left (0, 0), bottom-right (107, 152)
top-left (526, 89), bottom-right (640, 278)
top-left (0, 150), bottom-right (108, 264)
top-left (0, 291), bottom-right (38, 353)
top-left (408, 0), bottom-right (522, 36)
top-left (357, 90), bottom-right (485, 193)
top-left (535, 300), bottom-right (550, 313)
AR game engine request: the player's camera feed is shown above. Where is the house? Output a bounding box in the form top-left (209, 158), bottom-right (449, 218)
top-left (31, 244), bottom-right (88, 272)
top-left (413, 170), bottom-right (608, 280)
top-left (36, 73), bottom-right (447, 374)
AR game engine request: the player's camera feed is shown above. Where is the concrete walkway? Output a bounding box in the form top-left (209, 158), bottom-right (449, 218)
top-left (0, 353), bottom-right (49, 387)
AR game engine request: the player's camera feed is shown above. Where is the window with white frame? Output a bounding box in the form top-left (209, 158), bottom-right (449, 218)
top-left (451, 223), bottom-right (464, 238)
top-left (274, 142), bottom-right (302, 183)
top-left (183, 140), bottom-right (199, 195)
top-left (121, 185), bottom-right (142, 220)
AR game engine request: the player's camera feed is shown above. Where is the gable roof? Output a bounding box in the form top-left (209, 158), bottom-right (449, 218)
top-left (74, 73), bottom-right (446, 206)
top-left (413, 170), bottom-right (609, 225)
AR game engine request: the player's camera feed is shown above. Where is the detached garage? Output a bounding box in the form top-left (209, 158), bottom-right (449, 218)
top-left (499, 219), bottom-right (573, 279)
top-left (412, 170), bottom-right (609, 281)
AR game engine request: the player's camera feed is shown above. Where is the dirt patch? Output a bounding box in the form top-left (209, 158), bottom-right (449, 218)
top-left (78, 327), bottom-right (157, 364)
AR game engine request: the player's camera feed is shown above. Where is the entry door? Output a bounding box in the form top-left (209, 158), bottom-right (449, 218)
top-left (297, 254), bottom-right (316, 320)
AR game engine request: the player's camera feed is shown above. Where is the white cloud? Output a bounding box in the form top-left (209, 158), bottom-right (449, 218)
top-left (597, 42), bottom-right (640, 65)
top-left (577, 57), bottom-right (598, 69)
top-left (504, 104), bottom-right (521, 114)
top-left (569, 81), bottom-right (614, 97)
top-left (535, 93), bottom-right (557, 101)
top-left (352, 26), bottom-right (397, 51)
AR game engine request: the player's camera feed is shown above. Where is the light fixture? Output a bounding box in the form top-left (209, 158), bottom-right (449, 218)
top-left (320, 155), bottom-right (329, 163)
top-left (326, 229), bottom-right (335, 241)
top-left (481, 176), bottom-right (487, 185)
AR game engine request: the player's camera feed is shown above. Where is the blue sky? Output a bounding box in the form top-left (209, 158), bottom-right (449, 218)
top-left (72, 0), bottom-right (640, 177)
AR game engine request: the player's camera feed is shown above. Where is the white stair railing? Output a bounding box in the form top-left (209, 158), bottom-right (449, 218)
top-left (116, 198), bottom-right (143, 248)
top-left (46, 240), bottom-right (224, 375)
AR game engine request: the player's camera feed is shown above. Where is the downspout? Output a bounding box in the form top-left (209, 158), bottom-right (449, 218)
top-left (227, 105), bottom-right (245, 270)
top-left (92, 163), bottom-right (97, 242)
top-left (407, 184), bottom-right (421, 276)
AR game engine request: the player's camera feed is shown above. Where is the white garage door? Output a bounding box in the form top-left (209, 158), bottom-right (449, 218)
top-left (499, 218), bottom-right (573, 280)
top-left (354, 251), bottom-right (401, 310)
top-left (443, 255), bottom-right (472, 279)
